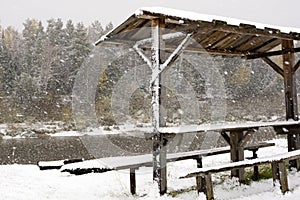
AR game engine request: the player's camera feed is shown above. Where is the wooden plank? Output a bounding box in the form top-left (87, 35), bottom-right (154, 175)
top-left (235, 36), bottom-right (268, 52)
top-left (278, 161), bottom-right (289, 193)
top-left (246, 47), bottom-right (300, 59)
top-left (137, 12), bottom-right (300, 40)
top-left (208, 33), bottom-right (233, 49)
top-left (205, 174), bottom-right (214, 200)
top-left (194, 30), bottom-right (217, 44)
top-left (158, 120), bottom-right (300, 134)
top-left (282, 40), bottom-right (300, 170)
top-left (249, 38), bottom-right (281, 52)
top-left (196, 158), bottom-right (206, 194)
top-left (182, 149), bottom-right (300, 178)
top-left (293, 59), bottom-right (300, 73)
top-left (151, 17), bottom-right (168, 195)
top-left (230, 131), bottom-right (245, 183)
top-left (200, 31), bottom-right (230, 49)
top-left (221, 131), bottom-right (231, 145)
top-left (227, 35), bottom-right (254, 51)
top-left (261, 57), bottom-right (284, 77)
top-left (159, 136), bottom-right (167, 195)
top-left (271, 162), bottom-right (279, 186)
top-left (239, 130), bottom-right (254, 147)
top-left (210, 33), bottom-right (241, 49)
top-left (130, 168), bottom-right (137, 195)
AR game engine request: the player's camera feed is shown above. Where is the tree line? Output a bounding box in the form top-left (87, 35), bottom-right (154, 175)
top-left (0, 18), bottom-right (289, 125)
top-left (0, 19), bottom-right (112, 123)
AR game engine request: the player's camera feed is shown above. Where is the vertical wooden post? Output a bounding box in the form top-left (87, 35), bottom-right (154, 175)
top-left (252, 149), bottom-right (259, 181)
top-left (196, 157), bottom-right (206, 194)
top-left (230, 131), bottom-right (245, 183)
top-left (278, 161), bottom-right (289, 193)
top-left (282, 40), bottom-right (300, 170)
top-left (130, 168), bottom-right (136, 195)
top-left (271, 161), bottom-right (289, 193)
top-left (151, 17), bottom-right (167, 195)
top-left (204, 174), bottom-right (214, 200)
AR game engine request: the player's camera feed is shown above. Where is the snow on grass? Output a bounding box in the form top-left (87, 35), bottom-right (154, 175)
top-left (1, 138), bottom-right (300, 199)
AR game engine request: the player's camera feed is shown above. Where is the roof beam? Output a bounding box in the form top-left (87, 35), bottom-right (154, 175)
top-left (245, 47), bottom-right (300, 60)
top-left (261, 57), bottom-right (284, 77)
top-left (293, 59), bottom-right (300, 72)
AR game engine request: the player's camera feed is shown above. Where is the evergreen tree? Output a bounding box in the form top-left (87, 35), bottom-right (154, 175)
top-left (88, 20), bottom-right (104, 42)
top-left (21, 19), bottom-right (45, 84)
top-left (0, 29), bottom-right (18, 94)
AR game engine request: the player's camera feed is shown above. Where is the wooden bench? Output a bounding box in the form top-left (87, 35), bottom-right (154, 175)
top-left (181, 149), bottom-right (300, 200)
top-left (51, 142), bottom-right (274, 195)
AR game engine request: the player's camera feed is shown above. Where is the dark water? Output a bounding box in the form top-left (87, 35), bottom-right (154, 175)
top-left (0, 136), bottom-right (92, 164)
top-left (0, 134), bottom-right (155, 164)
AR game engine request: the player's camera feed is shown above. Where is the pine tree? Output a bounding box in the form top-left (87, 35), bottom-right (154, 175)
top-left (0, 29), bottom-right (17, 94)
top-left (88, 20), bottom-right (104, 42)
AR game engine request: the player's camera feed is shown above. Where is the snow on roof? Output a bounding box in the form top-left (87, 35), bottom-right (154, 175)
top-left (136, 7), bottom-right (300, 34)
top-left (96, 7), bottom-right (300, 45)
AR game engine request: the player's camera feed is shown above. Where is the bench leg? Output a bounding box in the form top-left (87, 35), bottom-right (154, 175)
top-left (204, 174), bottom-right (214, 200)
top-left (195, 158), bottom-right (206, 194)
top-left (278, 162), bottom-right (289, 193)
top-left (271, 162), bottom-right (289, 193)
top-left (251, 149), bottom-right (259, 181)
top-left (253, 165), bottom-right (259, 181)
top-left (130, 168), bottom-right (137, 195)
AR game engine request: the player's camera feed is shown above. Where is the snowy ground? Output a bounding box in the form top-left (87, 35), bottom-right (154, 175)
top-left (1, 138), bottom-right (300, 199)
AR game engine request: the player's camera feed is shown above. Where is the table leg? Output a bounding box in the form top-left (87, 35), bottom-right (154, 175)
top-left (230, 131), bottom-right (245, 183)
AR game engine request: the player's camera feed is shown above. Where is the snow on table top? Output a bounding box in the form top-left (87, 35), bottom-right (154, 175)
top-left (136, 7), bottom-right (300, 34)
top-left (158, 120), bottom-right (300, 134)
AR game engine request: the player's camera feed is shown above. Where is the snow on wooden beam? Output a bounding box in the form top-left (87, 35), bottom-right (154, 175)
top-left (150, 32), bottom-right (193, 84)
top-left (151, 17), bottom-right (167, 195)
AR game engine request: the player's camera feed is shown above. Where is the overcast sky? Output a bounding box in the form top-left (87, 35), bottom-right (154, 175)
top-left (1, 0), bottom-right (300, 31)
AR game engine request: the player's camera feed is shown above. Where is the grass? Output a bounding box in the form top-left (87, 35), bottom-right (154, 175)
top-left (168, 186), bottom-right (196, 197)
top-left (244, 164), bottom-right (273, 185)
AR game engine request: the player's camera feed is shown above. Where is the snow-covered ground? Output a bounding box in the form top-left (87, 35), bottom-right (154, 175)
top-left (1, 138), bottom-right (300, 199)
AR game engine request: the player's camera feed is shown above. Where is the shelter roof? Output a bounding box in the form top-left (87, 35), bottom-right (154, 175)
top-left (96, 7), bottom-right (300, 57)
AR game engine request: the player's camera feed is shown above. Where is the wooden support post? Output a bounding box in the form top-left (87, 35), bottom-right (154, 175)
top-left (271, 162), bottom-right (279, 186)
top-left (252, 149), bottom-right (259, 181)
top-left (196, 157), bottom-right (206, 194)
top-left (204, 174), bottom-right (214, 200)
top-left (278, 161), bottom-right (289, 193)
top-left (282, 39), bottom-right (300, 170)
top-left (130, 168), bottom-right (137, 195)
top-left (151, 17), bottom-right (167, 195)
top-left (230, 131), bottom-right (245, 183)
top-left (282, 40), bottom-right (298, 121)
top-left (271, 161), bottom-right (289, 193)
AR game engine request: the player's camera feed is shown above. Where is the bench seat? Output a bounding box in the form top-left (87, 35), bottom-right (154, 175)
top-left (181, 149), bottom-right (300, 200)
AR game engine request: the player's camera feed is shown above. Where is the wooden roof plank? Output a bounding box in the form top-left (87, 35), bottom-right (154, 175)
top-left (254, 39), bottom-right (282, 53)
top-left (97, 8), bottom-right (300, 58)
top-left (227, 35), bottom-right (254, 51)
top-left (235, 36), bottom-right (269, 52)
top-left (200, 31), bottom-right (231, 49)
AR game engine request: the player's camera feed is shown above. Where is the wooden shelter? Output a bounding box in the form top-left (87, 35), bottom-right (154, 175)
top-left (96, 7), bottom-right (300, 195)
